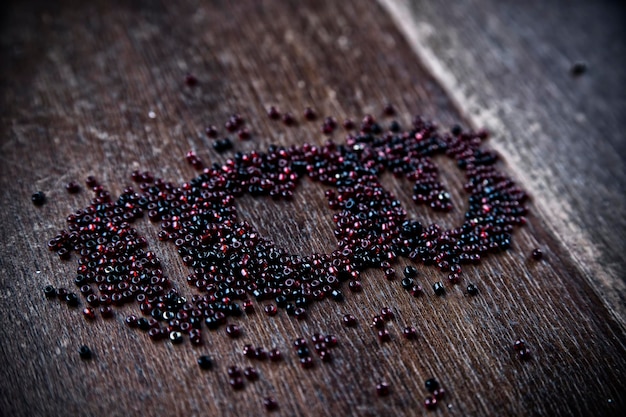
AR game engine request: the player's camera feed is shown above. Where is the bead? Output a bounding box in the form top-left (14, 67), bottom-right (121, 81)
top-left (433, 282), bottom-right (445, 296)
top-left (513, 339), bottom-right (526, 351)
top-left (99, 305), bottom-right (113, 318)
top-left (531, 248), bottom-right (543, 260)
top-left (348, 280), bottom-right (362, 292)
top-left (43, 285), bottom-right (56, 298)
top-left (65, 181), bottom-right (81, 193)
top-left (82, 307), bottom-right (95, 320)
top-left (403, 266), bottom-right (418, 278)
top-left (255, 347), bottom-right (268, 360)
top-left (65, 292), bottom-right (80, 307)
top-left (268, 348), bottom-right (282, 362)
top-left (225, 324), bottom-right (241, 338)
top-left (32, 191), bottom-right (46, 206)
top-left (197, 355), bottom-right (213, 370)
top-left (371, 315), bottom-right (385, 329)
top-left (342, 314), bottom-right (357, 327)
top-left (243, 366), bottom-right (259, 381)
top-left (229, 376), bottom-right (244, 390)
top-left (376, 381), bottom-right (390, 396)
top-left (433, 387), bottom-right (445, 400)
top-left (403, 326), bottom-right (417, 340)
top-left (304, 107), bottom-right (317, 121)
top-left (78, 345), bottom-right (92, 359)
top-left (425, 378), bottom-right (440, 392)
top-left (424, 395), bottom-right (437, 410)
top-left (264, 304), bottom-right (277, 316)
top-left (227, 366), bottom-right (242, 377)
top-left (466, 283), bottom-right (479, 296)
top-left (263, 396), bottom-right (278, 411)
top-left (380, 307), bottom-right (394, 320)
top-left (169, 331), bottom-right (183, 344)
top-left (299, 356), bottom-right (314, 369)
top-left (377, 329), bottom-right (391, 342)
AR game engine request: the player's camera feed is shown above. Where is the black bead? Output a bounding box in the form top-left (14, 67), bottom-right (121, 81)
top-left (403, 266), bottom-right (418, 278)
top-left (197, 355), bottom-right (213, 370)
top-left (433, 282), bottom-right (445, 296)
top-left (330, 289), bottom-right (344, 302)
top-left (78, 345), bottom-right (92, 359)
top-left (467, 283), bottom-right (479, 296)
top-left (32, 191), bottom-right (46, 206)
top-left (425, 378), bottom-right (439, 392)
top-left (65, 292), bottom-right (80, 307)
top-left (43, 285), bottom-right (56, 298)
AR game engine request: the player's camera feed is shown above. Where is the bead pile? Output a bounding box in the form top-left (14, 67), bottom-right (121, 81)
top-left (41, 105), bottom-right (530, 411)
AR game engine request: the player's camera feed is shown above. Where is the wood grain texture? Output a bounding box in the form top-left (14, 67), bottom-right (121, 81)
top-left (1, 1), bottom-right (624, 417)
top-left (380, 0), bottom-right (626, 325)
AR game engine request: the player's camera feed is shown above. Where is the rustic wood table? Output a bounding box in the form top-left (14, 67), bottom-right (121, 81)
top-left (1, 1), bottom-right (624, 416)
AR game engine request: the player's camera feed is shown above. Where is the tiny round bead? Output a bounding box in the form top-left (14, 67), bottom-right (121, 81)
top-left (425, 378), bottom-right (440, 392)
top-left (348, 280), bottom-right (362, 292)
top-left (293, 337), bottom-right (307, 348)
top-left (32, 191), bottom-right (46, 206)
top-left (65, 181), bottom-right (81, 193)
top-left (225, 324), bottom-right (241, 338)
top-left (376, 381), bottom-right (390, 396)
top-left (519, 348), bottom-right (532, 360)
top-left (227, 366), bottom-right (242, 377)
top-left (403, 266), bottom-right (418, 278)
top-left (197, 355), bottom-right (213, 370)
top-left (264, 304), bottom-right (278, 316)
top-left (243, 366), bottom-right (259, 381)
top-left (99, 305), bottom-right (113, 318)
top-left (267, 106), bottom-right (280, 120)
top-left (304, 107), bottom-right (317, 121)
top-left (466, 283), bottom-right (479, 296)
top-left (371, 315), bottom-right (385, 329)
top-left (531, 248), bottom-right (543, 260)
top-left (299, 356), bottom-right (314, 369)
top-left (229, 376), bottom-right (244, 390)
top-left (82, 307), bottom-right (95, 320)
top-left (403, 326), bottom-right (417, 340)
top-left (377, 329), bottom-right (391, 342)
top-left (78, 345), bottom-right (92, 359)
top-left (323, 335), bottom-right (338, 347)
top-left (43, 285), bottom-right (56, 298)
top-left (433, 387), bottom-right (446, 400)
top-left (433, 282), bottom-right (445, 296)
top-left (380, 307), bottom-right (394, 320)
top-left (255, 347), bottom-right (268, 360)
top-left (424, 395), bottom-right (438, 410)
top-left (342, 314), bottom-right (357, 327)
top-left (263, 396), bottom-right (278, 411)
top-left (268, 348), bottom-right (282, 362)
top-left (513, 339), bottom-right (526, 351)
top-left (169, 331), bottom-right (183, 344)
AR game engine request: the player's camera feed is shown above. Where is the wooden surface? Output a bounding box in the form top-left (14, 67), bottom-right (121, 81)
top-left (1, 1), bottom-right (624, 417)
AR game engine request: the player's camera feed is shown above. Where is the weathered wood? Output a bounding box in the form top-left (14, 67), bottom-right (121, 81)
top-left (1, 1), bottom-right (624, 417)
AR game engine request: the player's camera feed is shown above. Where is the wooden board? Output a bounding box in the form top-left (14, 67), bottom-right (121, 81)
top-left (1, 1), bottom-right (624, 416)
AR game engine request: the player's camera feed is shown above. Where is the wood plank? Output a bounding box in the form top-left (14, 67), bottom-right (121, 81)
top-left (1, 1), bottom-right (624, 416)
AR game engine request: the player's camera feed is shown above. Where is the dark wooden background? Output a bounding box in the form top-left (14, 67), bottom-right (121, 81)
top-left (1, 1), bottom-right (624, 416)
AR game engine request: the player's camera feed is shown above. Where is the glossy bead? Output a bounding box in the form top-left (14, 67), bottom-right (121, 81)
top-left (255, 347), bottom-right (268, 360)
top-left (323, 335), bottom-right (338, 347)
top-left (82, 307), bottom-right (96, 320)
top-left (403, 266), bottom-right (418, 278)
top-left (403, 326), bottom-right (417, 340)
top-left (32, 191), bottom-right (46, 206)
top-left (65, 293), bottom-right (80, 307)
top-left (243, 344), bottom-right (255, 358)
top-left (380, 307), bottom-right (394, 321)
top-left (304, 107), bottom-right (317, 121)
top-left (43, 285), bottom-right (56, 298)
top-left (267, 106), bottom-right (280, 120)
top-left (424, 395), bottom-right (437, 410)
top-left (376, 381), bottom-right (390, 396)
top-left (466, 283), bottom-right (479, 296)
top-left (99, 305), bottom-right (113, 318)
top-left (243, 366), bottom-right (259, 381)
top-left (229, 376), bottom-right (244, 390)
top-left (197, 355), bottom-right (213, 370)
top-left (348, 280), bottom-right (362, 292)
top-left (65, 181), bottom-right (81, 193)
top-left (169, 331), bottom-right (183, 344)
top-left (227, 366), bottom-right (242, 377)
top-left (433, 282), bottom-right (445, 296)
top-left (342, 314), bottom-right (357, 327)
top-left (377, 329), bottom-right (391, 342)
top-left (263, 396), bottom-right (278, 411)
top-left (425, 378), bottom-right (440, 392)
top-left (513, 339), bottom-right (526, 351)
top-left (531, 248), bottom-right (543, 260)
top-left (299, 356), bottom-right (314, 369)
top-left (264, 304), bottom-right (278, 316)
top-left (148, 327), bottom-right (162, 340)
top-left (519, 348), bottom-right (532, 360)
top-left (225, 324), bottom-right (241, 338)
top-left (268, 348), bottom-right (282, 362)
top-left (125, 315), bottom-right (138, 328)
top-left (433, 387), bottom-right (445, 400)
top-left (371, 315), bottom-right (385, 329)
top-left (78, 345), bottom-right (92, 359)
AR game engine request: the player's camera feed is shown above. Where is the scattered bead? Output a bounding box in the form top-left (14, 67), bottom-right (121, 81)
top-left (226, 324), bottom-right (241, 338)
top-left (78, 345), bottom-right (92, 360)
top-left (82, 307), bottom-right (95, 320)
top-left (570, 61), bottom-right (587, 76)
top-left (268, 348), bottom-right (282, 362)
top-left (263, 396), bottom-right (278, 411)
top-left (32, 191), bottom-right (46, 206)
top-left (466, 283), bottom-right (479, 296)
top-left (304, 107), bottom-right (317, 121)
top-left (433, 387), bottom-right (446, 400)
top-left (403, 326), bottom-right (417, 340)
top-left (299, 356), bottom-right (314, 369)
top-left (169, 331), bottom-right (183, 344)
top-left (425, 378), bottom-right (440, 392)
top-left (433, 282), bottom-right (445, 296)
top-left (264, 304), bottom-right (278, 316)
top-left (65, 181), bottom-right (81, 193)
top-left (376, 381), bottom-right (390, 396)
top-left (531, 248), bottom-right (543, 260)
top-left (342, 314), bottom-right (357, 327)
top-left (184, 73), bottom-right (198, 86)
top-left (197, 355), bottom-right (213, 370)
top-left (377, 328), bottom-right (391, 342)
top-left (244, 366), bottom-right (259, 381)
top-left (424, 395), bottom-right (437, 410)
top-left (43, 285), bottom-right (56, 298)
